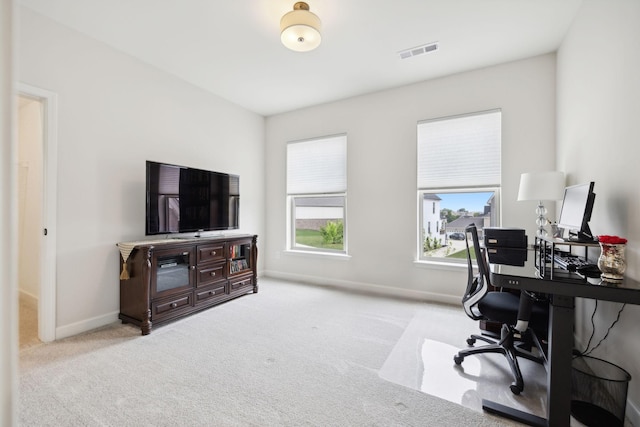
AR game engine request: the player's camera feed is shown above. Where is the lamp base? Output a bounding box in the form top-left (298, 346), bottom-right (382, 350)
top-left (535, 201), bottom-right (548, 237)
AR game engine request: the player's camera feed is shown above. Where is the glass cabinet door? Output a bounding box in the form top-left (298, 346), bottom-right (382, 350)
top-left (152, 248), bottom-right (195, 297)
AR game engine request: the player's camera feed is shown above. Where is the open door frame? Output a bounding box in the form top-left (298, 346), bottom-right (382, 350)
top-left (18, 83), bottom-right (57, 343)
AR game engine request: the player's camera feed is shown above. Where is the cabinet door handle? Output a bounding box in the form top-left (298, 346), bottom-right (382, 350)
top-left (191, 266), bottom-right (195, 270)
top-left (209, 291), bottom-right (214, 295)
top-left (182, 252), bottom-right (189, 256)
top-left (211, 251), bottom-right (216, 255)
top-left (170, 303), bottom-right (177, 308)
top-left (210, 272), bottom-right (216, 277)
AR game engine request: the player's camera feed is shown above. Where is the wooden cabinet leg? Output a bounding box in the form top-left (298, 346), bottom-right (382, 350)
top-left (141, 309), bottom-right (152, 335)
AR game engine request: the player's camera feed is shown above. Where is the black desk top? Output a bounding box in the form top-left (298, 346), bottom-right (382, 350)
top-left (489, 249), bottom-right (640, 305)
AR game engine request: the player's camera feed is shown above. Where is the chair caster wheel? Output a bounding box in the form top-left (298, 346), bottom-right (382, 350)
top-left (510, 383), bottom-right (523, 395)
top-left (466, 337), bottom-right (476, 346)
top-left (454, 355), bottom-right (464, 365)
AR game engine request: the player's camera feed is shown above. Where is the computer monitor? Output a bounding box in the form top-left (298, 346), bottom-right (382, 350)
top-left (557, 182), bottom-right (596, 242)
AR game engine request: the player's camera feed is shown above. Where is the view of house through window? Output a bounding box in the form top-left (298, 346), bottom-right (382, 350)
top-left (287, 134), bottom-right (347, 254)
top-left (420, 190), bottom-right (498, 259)
top-left (417, 109), bottom-right (502, 261)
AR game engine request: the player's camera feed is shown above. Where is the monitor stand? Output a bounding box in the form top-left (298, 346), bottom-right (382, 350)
top-left (566, 229), bottom-right (596, 243)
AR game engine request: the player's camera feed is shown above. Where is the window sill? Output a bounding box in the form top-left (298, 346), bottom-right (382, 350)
top-left (413, 259), bottom-right (467, 272)
top-left (283, 249), bottom-right (351, 261)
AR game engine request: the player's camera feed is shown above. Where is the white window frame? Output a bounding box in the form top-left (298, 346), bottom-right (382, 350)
top-left (286, 134), bottom-right (347, 255)
top-left (417, 109), bottom-right (502, 263)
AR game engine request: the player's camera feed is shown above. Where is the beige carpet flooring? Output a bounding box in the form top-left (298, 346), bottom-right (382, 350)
top-left (19, 293), bottom-right (41, 350)
top-left (19, 278), bottom-right (527, 426)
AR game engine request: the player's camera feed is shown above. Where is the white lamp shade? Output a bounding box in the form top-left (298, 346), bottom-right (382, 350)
top-left (517, 171), bottom-right (565, 201)
top-left (280, 4), bottom-right (322, 52)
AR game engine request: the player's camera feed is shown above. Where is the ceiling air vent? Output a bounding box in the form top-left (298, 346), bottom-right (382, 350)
top-left (398, 42), bottom-right (439, 60)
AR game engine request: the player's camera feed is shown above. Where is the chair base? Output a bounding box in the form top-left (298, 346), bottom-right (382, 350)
top-left (454, 324), bottom-right (545, 395)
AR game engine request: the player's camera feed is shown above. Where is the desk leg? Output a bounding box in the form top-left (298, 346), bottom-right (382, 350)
top-left (482, 400), bottom-right (546, 426)
top-left (482, 294), bottom-right (576, 427)
top-left (547, 295), bottom-right (575, 427)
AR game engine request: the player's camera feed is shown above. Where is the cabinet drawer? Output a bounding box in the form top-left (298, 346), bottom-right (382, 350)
top-left (152, 292), bottom-right (193, 321)
top-left (229, 275), bottom-right (254, 294)
top-left (195, 283), bottom-right (228, 306)
top-left (197, 244), bottom-right (225, 264)
top-left (197, 262), bottom-right (226, 287)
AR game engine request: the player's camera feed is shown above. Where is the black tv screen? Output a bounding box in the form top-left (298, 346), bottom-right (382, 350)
top-left (146, 161), bottom-right (239, 235)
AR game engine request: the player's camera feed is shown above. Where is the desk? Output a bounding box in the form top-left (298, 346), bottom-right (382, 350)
top-left (487, 250), bottom-right (640, 427)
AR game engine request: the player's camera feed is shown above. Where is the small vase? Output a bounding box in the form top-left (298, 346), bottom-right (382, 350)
top-left (597, 243), bottom-right (626, 283)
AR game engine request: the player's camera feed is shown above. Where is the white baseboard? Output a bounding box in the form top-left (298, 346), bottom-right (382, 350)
top-left (262, 270), bottom-right (460, 306)
top-left (55, 310), bottom-right (120, 340)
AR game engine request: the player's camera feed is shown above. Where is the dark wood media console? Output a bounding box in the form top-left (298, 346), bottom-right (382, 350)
top-left (118, 234), bottom-right (257, 335)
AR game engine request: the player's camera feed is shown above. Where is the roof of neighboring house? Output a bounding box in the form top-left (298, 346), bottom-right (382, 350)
top-left (423, 194), bottom-right (442, 201)
top-left (446, 216), bottom-right (486, 230)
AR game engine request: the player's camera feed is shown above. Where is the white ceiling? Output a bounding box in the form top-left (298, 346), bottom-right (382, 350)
top-left (18, 0), bottom-right (583, 116)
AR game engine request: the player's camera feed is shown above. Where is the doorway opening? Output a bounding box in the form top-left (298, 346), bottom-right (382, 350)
top-left (17, 84), bottom-right (57, 344)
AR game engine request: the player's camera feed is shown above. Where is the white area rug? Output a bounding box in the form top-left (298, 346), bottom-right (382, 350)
top-left (379, 304), bottom-right (548, 417)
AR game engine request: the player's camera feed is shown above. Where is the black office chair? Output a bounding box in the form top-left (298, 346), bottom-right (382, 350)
top-left (453, 224), bottom-right (548, 395)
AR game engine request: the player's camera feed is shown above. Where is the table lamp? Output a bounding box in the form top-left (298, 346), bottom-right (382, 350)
top-left (517, 171), bottom-right (565, 237)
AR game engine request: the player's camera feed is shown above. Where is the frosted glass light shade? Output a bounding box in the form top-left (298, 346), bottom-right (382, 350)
top-left (280, 2), bottom-right (322, 52)
top-left (517, 171), bottom-right (565, 201)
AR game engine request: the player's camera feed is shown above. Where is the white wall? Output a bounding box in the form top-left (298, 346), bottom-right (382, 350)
top-left (17, 97), bottom-right (42, 299)
top-left (1, 0), bottom-right (18, 424)
top-left (557, 0), bottom-right (640, 421)
top-left (265, 54), bottom-right (557, 302)
top-left (18, 7), bottom-right (265, 337)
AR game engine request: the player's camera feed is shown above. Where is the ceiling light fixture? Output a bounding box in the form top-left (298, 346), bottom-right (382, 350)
top-left (280, 2), bottom-right (322, 52)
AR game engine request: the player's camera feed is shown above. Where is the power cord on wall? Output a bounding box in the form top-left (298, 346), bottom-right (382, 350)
top-left (575, 300), bottom-right (626, 357)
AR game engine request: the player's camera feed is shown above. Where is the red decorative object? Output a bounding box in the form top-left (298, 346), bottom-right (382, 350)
top-left (597, 236), bottom-right (627, 283)
top-left (597, 235), bottom-right (628, 245)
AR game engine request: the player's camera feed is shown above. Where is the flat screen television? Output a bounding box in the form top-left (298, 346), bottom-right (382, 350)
top-left (557, 182), bottom-right (596, 242)
top-left (146, 161), bottom-right (239, 235)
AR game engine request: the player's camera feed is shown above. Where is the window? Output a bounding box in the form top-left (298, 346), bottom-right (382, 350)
top-left (287, 134), bottom-right (347, 254)
top-left (417, 110), bottom-right (501, 261)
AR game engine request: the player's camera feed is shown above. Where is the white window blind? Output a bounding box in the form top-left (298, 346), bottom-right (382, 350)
top-left (418, 110), bottom-right (501, 189)
top-left (287, 134), bottom-right (347, 195)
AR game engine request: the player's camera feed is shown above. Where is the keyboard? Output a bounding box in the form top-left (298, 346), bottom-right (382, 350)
top-left (552, 253), bottom-right (594, 271)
